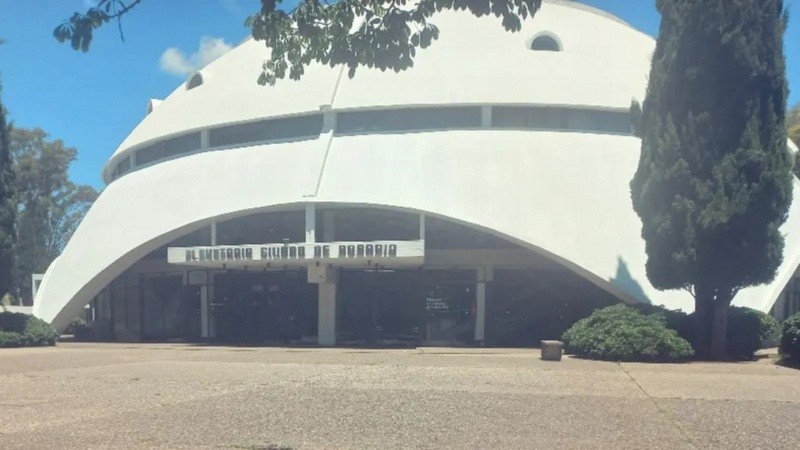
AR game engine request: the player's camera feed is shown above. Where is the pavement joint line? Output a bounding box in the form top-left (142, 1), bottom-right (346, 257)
top-left (619, 362), bottom-right (698, 449)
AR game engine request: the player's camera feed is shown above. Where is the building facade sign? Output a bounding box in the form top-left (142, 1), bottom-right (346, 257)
top-left (167, 240), bottom-right (425, 268)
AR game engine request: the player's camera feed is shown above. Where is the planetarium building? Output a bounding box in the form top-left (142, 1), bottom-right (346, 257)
top-left (32, 0), bottom-right (800, 346)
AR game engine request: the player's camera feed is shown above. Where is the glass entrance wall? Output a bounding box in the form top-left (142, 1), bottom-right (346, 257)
top-left (337, 270), bottom-right (425, 345)
top-left (217, 210), bottom-right (305, 245)
top-left (140, 273), bottom-right (201, 341)
top-left (212, 270), bottom-right (317, 343)
top-left (81, 205), bottom-right (632, 346)
top-left (423, 270), bottom-right (476, 344)
top-left (317, 207), bottom-right (420, 242)
top-left (425, 216), bottom-right (519, 249)
top-left (337, 269), bottom-right (476, 345)
top-left (487, 268), bottom-right (619, 346)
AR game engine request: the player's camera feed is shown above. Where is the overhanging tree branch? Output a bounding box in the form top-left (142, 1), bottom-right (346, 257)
top-left (54, 0), bottom-right (541, 84)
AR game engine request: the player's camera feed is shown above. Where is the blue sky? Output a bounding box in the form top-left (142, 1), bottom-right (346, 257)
top-left (0, 0), bottom-right (799, 189)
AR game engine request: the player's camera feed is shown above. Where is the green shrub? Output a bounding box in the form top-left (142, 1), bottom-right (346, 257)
top-left (720, 307), bottom-right (778, 359)
top-left (631, 303), bottom-right (694, 343)
top-left (562, 304), bottom-right (694, 362)
top-left (724, 307), bottom-right (762, 359)
top-left (779, 313), bottom-right (800, 365)
top-left (66, 317), bottom-right (85, 335)
top-left (634, 305), bottom-right (775, 360)
top-left (754, 309), bottom-right (781, 348)
top-left (0, 311), bottom-right (58, 348)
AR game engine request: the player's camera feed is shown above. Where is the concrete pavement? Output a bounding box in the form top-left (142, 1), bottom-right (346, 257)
top-left (1, 343), bottom-right (799, 449)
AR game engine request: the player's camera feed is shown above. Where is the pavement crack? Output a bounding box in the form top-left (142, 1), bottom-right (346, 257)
top-left (619, 363), bottom-right (698, 449)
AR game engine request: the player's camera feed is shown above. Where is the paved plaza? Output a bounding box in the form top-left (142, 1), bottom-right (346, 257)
top-left (1, 343), bottom-right (800, 449)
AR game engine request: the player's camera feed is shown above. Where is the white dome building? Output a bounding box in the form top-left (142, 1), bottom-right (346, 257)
top-left (33, 0), bottom-right (800, 345)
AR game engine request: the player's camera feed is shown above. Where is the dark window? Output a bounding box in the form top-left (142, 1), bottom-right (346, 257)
top-left (337, 107), bottom-right (482, 134)
top-left (326, 208), bottom-right (420, 242)
top-left (425, 216), bottom-right (520, 250)
top-left (492, 106), bottom-right (631, 135)
top-left (135, 132), bottom-right (201, 166)
top-left (216, 211), bottom-right (305, 245)
top-left (209, 114), bottom-right (323, 148)
top-left (163, 132), bottom-right (201, 158)
top-left (187, 73), bottom-right (203, 90)
top-left (116, 156), bottom-right (131, 176)
top-left (136, 143), bottom-right (163, 166)
top-left (531, 35), bottom-right (561, 52)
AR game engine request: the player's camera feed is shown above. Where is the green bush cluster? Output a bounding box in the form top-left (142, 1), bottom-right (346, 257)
top-left (0, 311), bottom-right (58, 347)
top-left (725, 307), bottom-right (779, 358)
top-left (779, 313), bottom-right (800, 365)
top-left (562, 304), bottom-right (694, 362)
top-left (562, 303), bottom-right (778, 362)
top-left (754, 309), bottom-right (781, 348)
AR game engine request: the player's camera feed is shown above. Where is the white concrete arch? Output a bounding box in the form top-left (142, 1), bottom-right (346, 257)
top-left (35, 126), bottom-right (800, 331)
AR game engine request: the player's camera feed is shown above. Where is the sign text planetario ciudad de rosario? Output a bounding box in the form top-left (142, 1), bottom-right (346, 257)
top-left (167, 240), bottom-right (425, 267)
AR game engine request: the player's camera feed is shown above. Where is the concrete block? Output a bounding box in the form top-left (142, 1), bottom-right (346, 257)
top-left (540, 340), bottom-right (563, 361)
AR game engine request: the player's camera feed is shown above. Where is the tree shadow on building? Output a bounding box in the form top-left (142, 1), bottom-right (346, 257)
top-left (609, 256), bottom-right (650, 304)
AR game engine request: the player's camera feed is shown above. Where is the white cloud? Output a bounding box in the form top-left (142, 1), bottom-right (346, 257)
top-left (159, 36), bottom-right (233, 77)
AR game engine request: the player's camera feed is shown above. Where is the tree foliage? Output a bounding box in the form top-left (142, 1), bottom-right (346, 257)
top-left (54, 0), bottom-right (541, 85)
top-left (630, 0), bottom-right (792, 359)
top-left (0, 85), bottom-right (14, 300)
top-left (10, 129), bottom-right (99, 304)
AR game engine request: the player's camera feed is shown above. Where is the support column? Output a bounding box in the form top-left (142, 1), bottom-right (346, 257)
top-left (200, 285), bottom-right (209, 338)
top-left (419, 213), bottom-right (426, 240)
top-left (210, 222), bottom-right (217, 246)
top-left (318, 283), bottom-right (337, 346)
top-left (475, 282), bottom-right (486, 342)
top-left (305, 203), bottom-right (316, 244)
top-left (481, 105), bottom-right (492, 128)
top-left (310, 264), bottom-right (338, 346)
top-left (475, 266), bottom-right (493, 344)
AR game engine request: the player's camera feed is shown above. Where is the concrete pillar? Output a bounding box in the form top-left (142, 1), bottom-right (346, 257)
top-left (200, 129), bottom-right (210, 149)
top-left (419, 213), bottom-right (426, 240)
top-left (481, 105), bottom-right (492, 128)
top-left (305, 204), bottom-right (316, 244)
top-left (200, 285), bottom-right (209, 338)
top-left (318, 283), bottom-right (337, 346)
top-left (475, 266), bottom-right (493, 343)
top-left (475, 282), bottom-right (486, 342)
top-left (210, 222), bottom-right (217, 246)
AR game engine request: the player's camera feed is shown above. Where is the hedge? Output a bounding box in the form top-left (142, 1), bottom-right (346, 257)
top-left (779, 313), bottom-right (800, 365)
top-left (562, 303), bottom-right (775, 362)
top-left (0, 311), bottom-right (58, 348)
top-left (562, 304), bottom-right (694, 362)
top-left (724, 306), bottom-right (779, 359)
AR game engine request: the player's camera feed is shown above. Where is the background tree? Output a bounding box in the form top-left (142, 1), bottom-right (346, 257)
top-left (10, 129), bottom-right (99, 305)
top-left (0, 83), bottom-right (14, 302)
top-left (54, 0), bottom-right (541, 85)
top-left (789, 103), bottom-right (800, 146)
top-left (631, 0), bottom-right (792, 359)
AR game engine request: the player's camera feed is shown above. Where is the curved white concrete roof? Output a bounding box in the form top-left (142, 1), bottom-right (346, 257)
top-left (35, 1), bottom-right (800, 332)
top-left (103, 1), bottom-right (654, 181)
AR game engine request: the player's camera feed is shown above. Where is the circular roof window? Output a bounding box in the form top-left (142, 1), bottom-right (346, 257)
top-left (530, 35), bottom-right (561, 52)
top-left (186, 72), bottom-right (204, 90)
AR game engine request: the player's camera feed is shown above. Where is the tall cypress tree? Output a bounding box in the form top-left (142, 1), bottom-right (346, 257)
top-left (631, 0), bottom-right (792, 359)
top-left (0, 82), bottom-right (15, 301)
